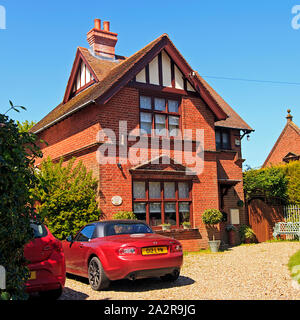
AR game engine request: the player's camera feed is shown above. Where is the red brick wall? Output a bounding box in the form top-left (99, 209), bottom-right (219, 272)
top-left (264, 123), bottom-right (300, 167)
top-left (35, 85), bottom-right (247, 251)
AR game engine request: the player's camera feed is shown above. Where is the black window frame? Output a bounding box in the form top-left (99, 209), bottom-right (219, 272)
top-left (215, 127), bottom-right (231, 150)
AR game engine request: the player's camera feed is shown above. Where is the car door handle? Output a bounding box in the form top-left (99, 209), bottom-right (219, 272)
top-left (79, 243), bottom-right (84, 248)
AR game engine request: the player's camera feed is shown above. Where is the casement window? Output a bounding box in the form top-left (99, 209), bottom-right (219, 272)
top-left (133, 180), bottom-right (192, 228)
top-left (215, 128), bottom-right (231, 150)
top-left (139, 95), bottom-right (181, 137)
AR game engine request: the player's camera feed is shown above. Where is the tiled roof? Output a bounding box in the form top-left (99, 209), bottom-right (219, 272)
top-left (31, 34), bottom-right (253, 134)
top-left (195, 73), bottom-right (253, 132)
top-left (31, 35), bottom-right (164, 133)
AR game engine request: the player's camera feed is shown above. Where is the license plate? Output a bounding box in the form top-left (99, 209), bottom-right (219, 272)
top-left (29, 271), bottom-right (36, 280)
top-left (142, 246), bottom-right (168, 255)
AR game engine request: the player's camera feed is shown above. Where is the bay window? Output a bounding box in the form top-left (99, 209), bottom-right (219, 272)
top-left (133, 180), bottom-right (192, 228)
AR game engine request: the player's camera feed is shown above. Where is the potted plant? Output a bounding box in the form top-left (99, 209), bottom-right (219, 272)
top-left (202, 209), bottom-right (223, 252)
top-left (161, 223), bottom-right (171, 231)
top-left (225, 224), bottom-right (237, 246)
top-left (239, 224), bottom-right (256, 244)
top-left (182, 221), bottom-right (191, 229)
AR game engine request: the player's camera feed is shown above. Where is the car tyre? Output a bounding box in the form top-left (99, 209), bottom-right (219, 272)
top-left (39, 287), bottom-right (63, 300)
top-left (160, 269), bottom-right (180, 282)
top-left (88, 256), bottom-right (110, 291)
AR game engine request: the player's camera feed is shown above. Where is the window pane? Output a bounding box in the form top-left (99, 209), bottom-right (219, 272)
top-left (140, 96), bottom-right (152, 110)
top-left (168, 100), bottom-right (179, 113)
top-left (133, 181), bottom-right (146, 199)
top-left (164, 202), bottom-right (176, 226)
top-left (222, 132), bottom-right (230, 149)
top-left (154, 98), bottom-right (166, 111)
top-left (179, 202), bottom-right (190, 224)
top-left (149, 181), bottom-right (161, 199)
top-left (155, 114), bottom-right (166, 135)
top-left (169, 116), bottom-right (180, 137)
top-left (164, 182), bottom-right (175, 199)
top-left (149, 202), bottom-right (161, 226)
top-left (178, 182), bottom-right (189, 199)
top-left (133, 203), bottom-right (146, 222)
top-left (140, 112), bottom-right (152, 134)
top-left (77, 225), bottom-right (95, 242)
top-left (216, 130), bottom-right (221, 150)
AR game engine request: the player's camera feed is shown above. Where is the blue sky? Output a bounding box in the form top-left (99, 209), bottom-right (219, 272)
top-left (0, 0), bottom-right (300, 169)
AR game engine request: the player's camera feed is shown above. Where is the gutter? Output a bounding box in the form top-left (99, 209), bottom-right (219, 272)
top-left (32, 100), bottom-right (96, 134)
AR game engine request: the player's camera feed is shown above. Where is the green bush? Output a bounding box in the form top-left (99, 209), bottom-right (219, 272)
top-left (112, 211), bottom-right (137, 220)
top-left (243, 166), bottom-right (288, 202)
top-left (202, 209), bottom-right (223, 241)
top-left (202, 209), bottom-right (223, 226)
top-left (239, 225), bottom-right (256, 243)
top-left (32, 157), bottom-right (101, 240)
top-left (0, 103), bottom-right (42, 300)
top-left (243, 162), bottom-right (300, 204)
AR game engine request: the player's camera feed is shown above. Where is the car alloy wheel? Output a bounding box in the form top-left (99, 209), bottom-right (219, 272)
top-left (88, 256), bottom-right (110, 291)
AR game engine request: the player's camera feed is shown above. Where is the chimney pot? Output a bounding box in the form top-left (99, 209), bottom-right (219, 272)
top-left (94, 19), bottom-right (101, 31)
top-left (103, 21), bottom-right (110, 32)
top-left (87, 19), bottom-right (118, 59)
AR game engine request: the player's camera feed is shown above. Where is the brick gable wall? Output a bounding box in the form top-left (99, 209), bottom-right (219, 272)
top-left (264, 124), bottom-right (300, 167)
top-left (35, 85), bottom-right (247, 251)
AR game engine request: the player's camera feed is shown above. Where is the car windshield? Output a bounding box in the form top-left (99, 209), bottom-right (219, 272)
top-left (105, 223), bottom-right (153, 236)
top-left (30, 223), bottom-right (48, 238)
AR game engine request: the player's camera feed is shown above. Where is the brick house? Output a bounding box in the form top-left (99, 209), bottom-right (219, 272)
top-left (263, 110), bottom-right (300, 167)
top-left (31, 20), bottom-right (253, 251)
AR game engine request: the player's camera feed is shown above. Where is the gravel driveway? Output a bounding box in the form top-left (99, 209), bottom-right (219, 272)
top-left (59, 242), bottom-right (300, 300)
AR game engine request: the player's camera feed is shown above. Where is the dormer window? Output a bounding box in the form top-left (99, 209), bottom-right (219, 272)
top-left (72, 61), bottom-right (95, 95)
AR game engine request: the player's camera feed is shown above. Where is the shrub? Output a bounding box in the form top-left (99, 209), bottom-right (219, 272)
top-left (202, 209), bottom-right (223, 226)
top-left (243, 162), bottom-right (300, 205)
top-left (202, 209), bottom-right (223, 241)
top-left (243, 166), bottom-right (288, 202)
top-left (0, 103), bottom-right (42, 300)
top-left (32, 157), bottom-right (101, 240)
top-left (112, 211), bottom-right (137, 220)
top-left (239, 225), bottom-right (256, 243)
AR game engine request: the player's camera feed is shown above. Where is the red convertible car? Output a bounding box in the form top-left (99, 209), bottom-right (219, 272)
top-left (62, 220), bottom-right (183, 290)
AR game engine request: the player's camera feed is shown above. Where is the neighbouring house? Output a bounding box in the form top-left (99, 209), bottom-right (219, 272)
top-left (263, 110), bottom-right (300, 167)
top-left (31, 19), bottom-right (253, 251)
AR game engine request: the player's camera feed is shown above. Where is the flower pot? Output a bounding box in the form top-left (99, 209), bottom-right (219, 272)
top-left (208, 240), bottom-right (221, 252)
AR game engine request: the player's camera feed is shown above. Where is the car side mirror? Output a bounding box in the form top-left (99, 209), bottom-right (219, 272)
top-left (66, 235), bottom-right (73, 242)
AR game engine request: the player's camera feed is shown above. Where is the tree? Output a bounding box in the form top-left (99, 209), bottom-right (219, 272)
top-left (16, 120), bottom-right (36, 133)
top-left (202, 209), bottom-right (223, 241)
top-left (0, 102), bottom-right (42, 300)
top-left (32, 157), bottom-right (102, 240)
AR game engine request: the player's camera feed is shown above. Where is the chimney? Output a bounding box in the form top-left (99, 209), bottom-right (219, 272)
top-left (87, 19), bottom-right (118, 59)
top-left (286, 109), bottom-right (293, 123)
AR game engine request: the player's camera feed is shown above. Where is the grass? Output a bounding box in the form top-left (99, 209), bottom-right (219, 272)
top-left (183, 249), bottom-right (212, 256)
top-left (266, 237), bottom-right (299, 243)
top-left (288, 250), bottom-right (300, 284)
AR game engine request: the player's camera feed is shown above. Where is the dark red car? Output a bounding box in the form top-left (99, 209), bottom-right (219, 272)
top-left (62, 220), bottom-right (183, 290)
top-left (24, 222), bottom-right (66, 299)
